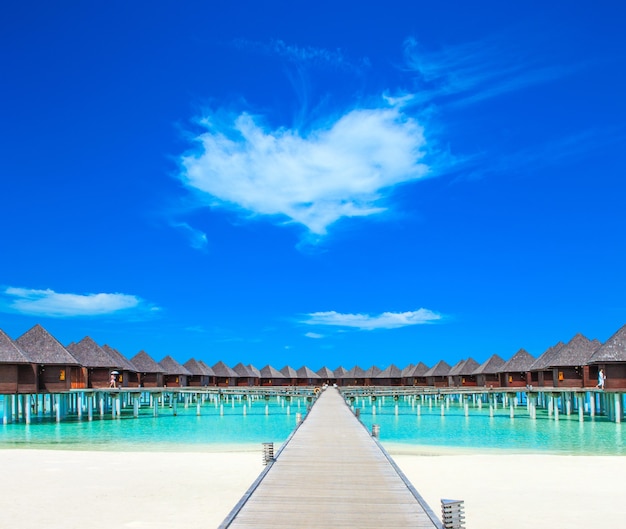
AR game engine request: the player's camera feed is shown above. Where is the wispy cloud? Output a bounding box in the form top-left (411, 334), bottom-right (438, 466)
top-left (0, 287), bottom-right (159, 318)
top-left (302, 309), bottom-right (442, 330)
top-left (403, 35), bottom-right (575, 107)
top-left (305, 332), bottom-right (324, 339)
top-left (180, 103), bottom-right (430, 235)
top-left (172, 222), bottom-right (208, 251)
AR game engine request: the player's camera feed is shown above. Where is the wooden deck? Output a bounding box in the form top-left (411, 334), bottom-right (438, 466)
top-left (220, 387), bottom-right (442, 528)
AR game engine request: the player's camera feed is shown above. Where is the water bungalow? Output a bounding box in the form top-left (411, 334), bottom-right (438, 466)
top-left (280, 365), bottom-right (298, 385)
top-left (424, 360), bottom-right (450, 387)
top-left (233, 363), bottom-right (258, 386)
top-left (374, 364), bottom-right (403, 386)
top-left (159, 355), bottom-right (191, 387)
top-left (333, 366), bottom-right (347, 386)
top-left (447, 359), bottom-right (465, 387)
top-left (342, 365), bottom-right (367, 386)
top-left (259, 365), bottom-right (286, 386)
top-left (130, 351), bottom-right (165, 387)
top-left (67, 337), bottom-right (118, 389)
top-left (411, 362), bottom-right (430, 386)
top-left (588, 324), bottom-right (626, 389)
top-left (183, 358), bottom-right (211, 387)
top-left (16, 324), bottom-right (83, 391)
top-left (546, 334), bottom-right (601, 388)
top-left (473, 354), bottom-right (505, 387)
top-left (364, 365), bottom-right (381, 386)
top-left (499, 348), bottom-right (535, 388)
top-left (0, 329), bottom-right (35, 393)
top-left (101, 344), bottom-right (139, 387)
top-left (451, 358), bottom-right (480, 387)
top-left (296, 366), bottom-right (320, 386)
top-left (401, 363), bottom-right (415, 385)
top-left (528, 342), bottom-right (565, 387)
top-left (247, 364), bottom-right (261, 383)
top-left (198, 361), bottom-right (217, 386)
top-left (212, 361), bottom-right (239, 386)
top-left (316, 366), bottom-right (335, 385)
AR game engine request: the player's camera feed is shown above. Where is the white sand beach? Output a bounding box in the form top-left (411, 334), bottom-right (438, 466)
top-left (0, 448), bottom-right (624, 529)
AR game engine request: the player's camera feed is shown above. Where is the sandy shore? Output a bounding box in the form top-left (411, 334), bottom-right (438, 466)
top-left (1, 448), bottom-right (624, 528)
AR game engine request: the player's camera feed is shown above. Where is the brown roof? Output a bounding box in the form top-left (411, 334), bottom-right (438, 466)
top-left (424, 360), bottom-right (451, 377)
top-left (376, 364), bottom-right (402, 378)
top-left (588, 323), bottom-right (626, 363)
top-left (364, 365), bottom-right (381, 378)
top-left (16, 324), bottom-right (78, 365)
top-left (401, 363), bottom-right (415, 377)
top-left (529, 342), bottom-right (565, 371)
top-left (297, 366), bottom-right (321, 379)
top-left (0, 328), bottom-right (31, 364)
top-left (280, 365), bottom-right (298, 378)
top-left (316, 366), bottom-right (335, 379)
top-left (342, 365), bottom-right (367, 379)
top-left (447, 359), bottom-right (466, 377)
top-left (198, 360), bottom-right (216, 377)
top-left (411, 362), bottom-right (430, 377)
top-left (212, 361), bottom-right (238, 378)
top-left (459, 358), bottom-right (481, 375)
top-left (259, 365), bottom-right (286, 378)
top-left (183, 358), bottom-right (211, 376)
top-left (159, 355), bottom-right (192, 376)
top-left (549, 334), bottom-right (601, 367)
top-left (101, 344), bottom-right (137, 372)
top-left (67, 336), bottom-right (117, 368)
top-left (130, 350), bottom-right (166, 373)
top-left (233, 362), bottom-right (257, 378)
top-left (473, 354), bottom-right (505, 375)
top-left (333, 366), bottom-right (347, 377)
top-left (500, 349), bottom-right (536, 372)
top-left (247, 364), bottom-right (261, 377)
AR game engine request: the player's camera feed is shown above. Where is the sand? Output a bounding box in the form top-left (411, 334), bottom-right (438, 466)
top-left (0, 448), bottom-right (624, 528)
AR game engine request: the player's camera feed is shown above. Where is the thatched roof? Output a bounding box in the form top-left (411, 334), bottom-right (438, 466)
top-left (259, 365), bottom-right (286, 378)
top-left (212, 361), bottom-right (238, 378)
top-left (424, 360), bottom-right (451, 377)
top-left (529, 342), bottom-right (565, 371)
top-left (459, 358), bottom-right (481, 375)
top-left (473, 354), bottom-right (505, 375)
top-left (247, 364), bottom-right (261, 377)
top-left (342, 365), bottom-right (367, 379)
top-left (588, 323), bottom-right (626, 363)
top-left (101, 344), bottom-right (137, 372)
top-left (67, 337), bottom-right (117, 369)
top-left (0, 329), bottom-right (31, 364)
top-left (233, 362), bottom-right (257, 378)
top-left (448, 359), bottom-right (467, 377)
top-left (198, 360), bottom-right (216, 377)
top-left (376, 364), bottom-right (402, 378)
top-left (184, 358), bottom-right (211, 376)
top-left (297, 366), bottom-right (321, 379)
top-left (159, 355), bottom-right (192, 376)
top-left (280, 365), bottom-right (298, 378)
top-left (411, 362), bottom-right (430, 377)
top-left (549, 334), bottom-right (601, 367)
top-left (130, 351), bottom-right (166, 373)
top-left (401, 363), bottom-right (415, 377)
top-left (500, 349), bottom-right (535, 372)
top-left (316, 366), bottom-right (334, 379)
top-left (333, 366), bottom-right (347, 378)
top-left (16, 324), bottom-right (78, 365)
top-left (364, 365), bottom-right (381, 378)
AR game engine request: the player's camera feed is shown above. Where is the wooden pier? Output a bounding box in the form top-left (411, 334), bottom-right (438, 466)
top-left (220, 387), bottom-right (442, 529)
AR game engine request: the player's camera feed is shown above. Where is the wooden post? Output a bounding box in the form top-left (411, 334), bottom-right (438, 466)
top-left (614, 393), bottom-right (621, 423)
top-left (88, 394), bottom-right (93, 421)
top-left (576, 393), bottom-right (584, 423)
top-left (196, 394), bottom-right (201, 416)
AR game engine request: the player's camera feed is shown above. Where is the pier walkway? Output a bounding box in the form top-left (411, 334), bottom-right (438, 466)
top-left (220, 387), bottom-right (442, 529)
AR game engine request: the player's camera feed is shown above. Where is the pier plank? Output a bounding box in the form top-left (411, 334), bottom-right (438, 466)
top-left (221, 387), bottom-right (441, 529)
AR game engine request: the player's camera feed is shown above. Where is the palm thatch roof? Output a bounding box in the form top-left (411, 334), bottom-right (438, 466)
top-left (130, 351), bottom-right (166, 373)
top-left (297, 366), bottom-right (321, 379)
top-left (259, 365), bottom-right (285, 378)
top-left (159, 355), bottom-right (192, 376)
top-left (364, 365), bottom-right (381, 378)
top-left (101, 344), bottom-right (137, 372)
top-left (67, 337), bottom-right (117, 368)
top-left (448, 359), bottom-right (467, 377)
top-left (184, 358), bottom-right (212, 376)
top-left (424, 360), bottom-right (451, 377)
top-left (333, 366), bottom-right (347, 378)
top-left (473, 354), bottom-right (505, 375)
top-left (280, 365), bottom-right (298, 378)
top-left (316, 366), bottom-right (334, 379)
top-left (549, 334), bottom-right (601, 367)
top-left (198, 360), bottom-right (216, 377)
top-left (16, 324), bottom-right (78, 365)
top-left (376, 364), bottom-right (402, 378)
top-left (0, 329), bottom-right (31, 364)
top-left (588, 323), bottom-right (626, 363)
top-left (459, 358), bottom-right (480, 375)
top-left (212, 361), bottom-right (238, 378)
top-left (401, 363), bottom-right (415, 377)
top-left (247, 364), bottom-right (261, 377)
top-left (500, 349), bottom-right (535, 372)
top-left (411, 362), bottom-right (430, 377)
top-left (529, 342), bottom-right (565, 371)
top-left (233, 362), bottom-right (256, 378)
top-left (342, 365), bottom-right (367, 379)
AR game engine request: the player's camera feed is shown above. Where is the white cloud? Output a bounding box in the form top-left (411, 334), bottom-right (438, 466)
top-left (302, 309), bottom-right (441, 330)
top-left (172, 222), bottom-right (208, 251)
top-left (305, 332), bottom-right (324, 339)
top-left (180, 103), bottom-right (429, 235)
top-left (1, 287), bottom-right (156, 318)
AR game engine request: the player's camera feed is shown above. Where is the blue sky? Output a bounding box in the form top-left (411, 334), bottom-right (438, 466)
top-left (1, 0), bottom-right (625, 370)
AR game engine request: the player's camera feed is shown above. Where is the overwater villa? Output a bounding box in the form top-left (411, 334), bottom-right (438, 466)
top-left (183, 358), bottom-right (211, 387)
top-left (424, 360), bottom-right (451, 387)
top-left (159, 355), bottom-right (191, 387)
top-left (259, 365), bottom-right (286, 386)
top-left (130, 350), bottom-right (165, 387)
top-left (473, 354), bottom-right (505, 388)
top-left (499, 348), bottom-right (535, 388)
top-left (67, 336), bottom-right (118, 389)
top-left (0, 329), bottom-right (35, 394)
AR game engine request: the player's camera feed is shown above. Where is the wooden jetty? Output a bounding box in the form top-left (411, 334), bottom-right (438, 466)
top-left (220, 387), bottom-right (442, 529)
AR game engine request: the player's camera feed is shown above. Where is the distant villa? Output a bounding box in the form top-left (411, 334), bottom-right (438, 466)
top-left (1, 322), bottom-right (626, 393)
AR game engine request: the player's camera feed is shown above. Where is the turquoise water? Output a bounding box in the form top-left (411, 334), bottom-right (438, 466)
top-left (1, 392), bottom-right (625, 455)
